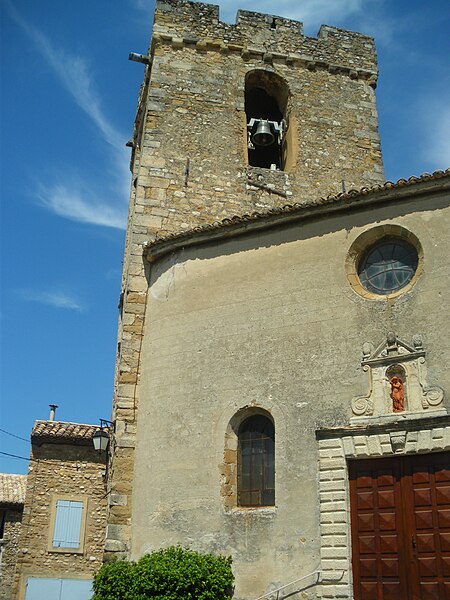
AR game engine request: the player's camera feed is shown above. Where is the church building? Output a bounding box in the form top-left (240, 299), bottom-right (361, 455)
top-left (105, 1), bottom-right (450, 598)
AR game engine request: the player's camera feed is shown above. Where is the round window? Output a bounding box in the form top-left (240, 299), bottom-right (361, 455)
top-left (357, 237), bottom-right (419, 295)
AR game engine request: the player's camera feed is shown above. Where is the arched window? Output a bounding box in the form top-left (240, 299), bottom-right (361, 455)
top-left (238, 415), bottom-right (275, 507)
top-left (245, 71), bottom-right (292, 171)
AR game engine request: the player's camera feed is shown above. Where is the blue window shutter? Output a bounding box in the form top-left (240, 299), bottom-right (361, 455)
top-left (52, 500), bottom-right (83, 548)
top-left (60, 579), bottom-right (93, 600)
top-left (25, 578), bottom-right (92, 600)
top-left (25, 577), bottom-right (61, 599)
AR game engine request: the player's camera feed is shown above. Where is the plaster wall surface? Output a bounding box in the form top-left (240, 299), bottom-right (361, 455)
top-left (131, 192), bottom-right (449, 598)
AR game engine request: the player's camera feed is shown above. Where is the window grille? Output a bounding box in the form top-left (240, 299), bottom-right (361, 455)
top-left (238, 415), bottom-right (275, 507)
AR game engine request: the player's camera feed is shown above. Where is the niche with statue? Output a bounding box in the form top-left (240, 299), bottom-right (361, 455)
top-left (351, 332), bottom-right (446, 420)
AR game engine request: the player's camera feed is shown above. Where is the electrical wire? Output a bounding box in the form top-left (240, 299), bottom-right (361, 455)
top-left (0, 450), bottom-right (107, 470)
top-left (0, 428), bottom-right (29, 443)
top-left (0, 452), bottom-right (109, 500)
top-left (0, 450), bottom-right (31, 461)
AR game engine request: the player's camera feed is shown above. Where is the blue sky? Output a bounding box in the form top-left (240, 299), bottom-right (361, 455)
top-left (1, 0), bottom-right (449, 474)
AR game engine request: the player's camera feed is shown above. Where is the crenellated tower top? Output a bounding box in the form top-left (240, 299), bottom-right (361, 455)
top-left (152, 0), bottom-right (378, 81)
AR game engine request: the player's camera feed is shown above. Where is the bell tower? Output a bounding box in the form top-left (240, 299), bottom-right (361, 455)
top-left (106, 0), bottom-right (384, 561)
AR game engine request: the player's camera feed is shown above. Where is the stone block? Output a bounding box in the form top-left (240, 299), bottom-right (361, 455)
top-left (104, 539), bottom-right (127, 552)
top-left (106, 524), bottom-right (129, 542)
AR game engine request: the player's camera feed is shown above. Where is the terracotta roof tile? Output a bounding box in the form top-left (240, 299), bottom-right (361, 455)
top-left (0, 473), bottom-right (27, 506)
top-left (32, 420), bottom-right (100, 442)
top-left (145, 169), bottom-right (450, 254)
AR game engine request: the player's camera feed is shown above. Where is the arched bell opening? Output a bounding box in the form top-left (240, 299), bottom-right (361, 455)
top-left (245, 70), bottom-right (291, 171)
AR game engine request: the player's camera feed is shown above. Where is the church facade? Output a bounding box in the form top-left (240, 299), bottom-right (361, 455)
top-left (105, 1), bottom-right (450, 598)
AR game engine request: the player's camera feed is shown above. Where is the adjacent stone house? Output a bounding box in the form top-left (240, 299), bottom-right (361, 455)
top-left (12, 421), bottom-right (108, 600)
top-left (105, 1), bottom-right (450, 598)
top-left (0, 474), bottom-right (26, 600)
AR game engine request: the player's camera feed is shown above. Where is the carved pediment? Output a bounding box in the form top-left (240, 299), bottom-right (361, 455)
top-left (352, 332), bottom-right (446, 420)
top-left (361, 332), bottom-right (425, 367)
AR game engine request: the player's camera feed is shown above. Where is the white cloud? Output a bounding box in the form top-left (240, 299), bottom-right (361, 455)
top-left (5, 2), bottom-right (130, 228)
top-left (105, 267), bottom-right (122, 281)
top-left (422, 101), bottom-right (450, 171)
top-left (130, 0), bottom-right (151, 10)
top-left (354, 13), bottom-right (396, 47)
top-left (6, 2), bottom-right (124, 151)
top-left (213, 0), bottom-right (366, 28)
top-left (37, 183), bottom-right (127, 230)
top-left (18, 289), bottom-right (85, 312)
top-left (130, 0), bottom-right (377, 31)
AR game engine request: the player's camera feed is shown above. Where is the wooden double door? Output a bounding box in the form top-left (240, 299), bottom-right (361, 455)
top-left (349, 452), bottom-right (450, 599)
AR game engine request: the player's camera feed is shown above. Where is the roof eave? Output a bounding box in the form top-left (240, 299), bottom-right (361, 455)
top-left (31, 435), bottom-right (95, 447)
top-left (145, 171), bottom-right (450, 264)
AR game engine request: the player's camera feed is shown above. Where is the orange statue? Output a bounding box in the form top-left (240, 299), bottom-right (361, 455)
top-left (390, 376), bottom-right (405, 412)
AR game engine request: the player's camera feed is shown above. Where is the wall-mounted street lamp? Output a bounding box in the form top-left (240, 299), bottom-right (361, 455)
top-left (92, 419), bottom-right (114, 452)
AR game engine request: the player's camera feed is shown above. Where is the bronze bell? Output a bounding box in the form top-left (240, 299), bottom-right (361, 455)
top-left (252, 120), bottom-right (275, 147)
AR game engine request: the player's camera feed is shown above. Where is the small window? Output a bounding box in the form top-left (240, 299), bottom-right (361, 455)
top-left (238, 415), bottom-right (275, 507)
top-left (358, 237), bottom-right (418, 295)
top-left (49, 497), bottom-right (86, 553)
top-left (0, 510), bottom-right (5, 566)
top-left (0, 509), bottom-right (6, 540)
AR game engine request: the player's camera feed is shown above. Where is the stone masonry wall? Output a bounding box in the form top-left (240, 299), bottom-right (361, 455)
top-left (0, 507), bottom-right (23, 600)
top-left (13, 443), bottom-right (107, 599)
top-left (107, 0), bottom-right (385, 557)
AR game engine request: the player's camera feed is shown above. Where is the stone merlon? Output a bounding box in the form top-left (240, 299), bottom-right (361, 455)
top-left (152, 0), bottom-right (378, 75)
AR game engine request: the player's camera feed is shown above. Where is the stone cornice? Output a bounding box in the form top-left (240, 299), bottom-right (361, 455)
top-left (150, 33), bottom-right (378, 83)
top-left (316, 413), bottom-right (450, 439)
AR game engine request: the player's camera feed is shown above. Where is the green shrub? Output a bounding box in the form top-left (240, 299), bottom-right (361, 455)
top-left (92, 560), bottom-right (135, 600)
top-left (92, 546), bottom-right (234, 599)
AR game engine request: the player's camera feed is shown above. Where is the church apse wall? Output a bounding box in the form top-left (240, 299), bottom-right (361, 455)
top-left (131, 184), bottom-right (449, 599)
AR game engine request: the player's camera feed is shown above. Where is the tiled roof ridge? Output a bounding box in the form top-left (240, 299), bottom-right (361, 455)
top-left (32, 420), bottom-right (101, 441)
top-left (33, 419), bottom-right (99, 428)
top-left (0, 473), bottom-right (27, 505)
top-left (145, 169), bottom-right (450, 250)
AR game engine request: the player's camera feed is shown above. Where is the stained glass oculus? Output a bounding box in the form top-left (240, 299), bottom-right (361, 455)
top-left (358, 238), bottom-right (418, 295)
